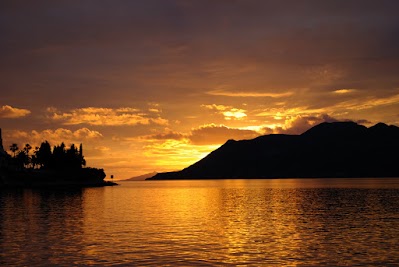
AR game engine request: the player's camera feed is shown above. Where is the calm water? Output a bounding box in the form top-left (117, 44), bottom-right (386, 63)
top-left (1, 178), bottom-right (399, 266)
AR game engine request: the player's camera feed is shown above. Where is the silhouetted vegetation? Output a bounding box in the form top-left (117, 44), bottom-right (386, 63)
top-left (8, 141), bottom-right (86, 171)
top-left (0, 132), bottom-right (116, 187)
top-left (9, 143), bottom-right (18, 157)
top-left (1, 136), bottom-right (115, 187)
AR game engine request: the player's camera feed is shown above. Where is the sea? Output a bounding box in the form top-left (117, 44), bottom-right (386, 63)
top-left (1, 178), bottom-right (399, 266)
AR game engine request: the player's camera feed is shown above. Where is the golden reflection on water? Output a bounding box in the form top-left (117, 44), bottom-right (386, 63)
top-left (1, 178), bottom-right (399, 266)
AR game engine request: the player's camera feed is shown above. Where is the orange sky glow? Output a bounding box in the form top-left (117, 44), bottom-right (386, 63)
top-left (1, 1), bottom-right (399, 178)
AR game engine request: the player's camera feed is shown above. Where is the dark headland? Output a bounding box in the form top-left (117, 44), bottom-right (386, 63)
top-left (0, 130), bottom-right (117, 188)
top-left (147, 121), bottom-right (399, 180)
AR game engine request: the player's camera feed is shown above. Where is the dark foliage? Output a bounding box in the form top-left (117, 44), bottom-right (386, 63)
top-left (9, 141), bottom-right (86, 171)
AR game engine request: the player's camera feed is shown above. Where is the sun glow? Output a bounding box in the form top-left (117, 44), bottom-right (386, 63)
top-left (223, 109), bottom-right (247, 120)
top-left (333, 89), bottom-right (356, 94)
top-left (143, 139), bottom-right (219, 171)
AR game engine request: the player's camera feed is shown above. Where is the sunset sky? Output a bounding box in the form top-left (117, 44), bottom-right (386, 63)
top-left (1, 1), bottom-right (399, 179)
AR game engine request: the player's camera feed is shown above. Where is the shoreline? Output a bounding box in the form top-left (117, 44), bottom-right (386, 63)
top-left (0, 180), bottom-right (118, 189)
top-left (0, 169), bottom-right (118, 188)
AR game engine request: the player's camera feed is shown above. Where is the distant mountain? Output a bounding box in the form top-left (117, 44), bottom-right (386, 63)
top-left (148, 122), bottom-right (399, 180)
top-left (125, 171), bottom-right (158, 181)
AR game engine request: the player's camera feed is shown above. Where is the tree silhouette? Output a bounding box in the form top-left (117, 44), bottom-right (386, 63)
top-left (51, 142), bottom-right (66, 169)
top-left (36, 141), bottom-right (52, 168)
top-left (23, 143), bottom-right (32, 155)
top-left (79, 143), bottom-right (86, 167)
top-left (9, 143), bottom-right (18, 157)
top-left (16, 150), bottom-right (28, 169)
top-left (6, 140), bottom-right (88, 171)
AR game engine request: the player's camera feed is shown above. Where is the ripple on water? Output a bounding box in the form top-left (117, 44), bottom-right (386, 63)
top-left (1, 179), bottom-right (399, 266)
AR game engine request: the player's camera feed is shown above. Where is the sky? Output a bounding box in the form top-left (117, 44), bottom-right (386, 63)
top-left (1, 0), bottom-right (399, 179)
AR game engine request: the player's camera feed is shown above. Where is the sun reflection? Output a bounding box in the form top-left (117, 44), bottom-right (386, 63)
top-left (3, 180), bottom-right (398, 265)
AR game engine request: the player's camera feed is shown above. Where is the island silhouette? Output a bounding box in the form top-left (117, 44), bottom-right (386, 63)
top-left (0, 129), bottom-right (116, 187)
top-left (147, 121), bottom-right (399, 180)
top-left (124, 171), bottom-right (158, 181)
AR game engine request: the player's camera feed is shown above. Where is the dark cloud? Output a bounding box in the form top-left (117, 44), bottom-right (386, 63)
top-left (281, 114), bottom-right (338, 135)
top-left (1, 1), bottom-right (399, 176)
top-left (142, 130), bottom-right (186, 141)
top-left (2, 0), bottom-right (399, 108)
top-left (271, 114), bottom-right (377, 135)
top-left (259, 114), bottom-right (340, 135)
top-left (355, 119), bottom-right (372, 125)
top-left (140, 124), bottom-right (259, 145)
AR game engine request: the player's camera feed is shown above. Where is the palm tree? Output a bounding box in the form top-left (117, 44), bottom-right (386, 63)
top-left (9, 143), bottom-right (18, 157)
top-left (23, 144), bottom-right (32, 168)
top-left (23, 143), bottom-right (32, 155)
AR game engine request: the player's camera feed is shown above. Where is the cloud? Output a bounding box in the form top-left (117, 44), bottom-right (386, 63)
top-left (48, 107), bottom-right (168, 126)
top-left (256, 114), bottom-right (341, 135)
top-left (140, 130), bottom-right (186, 141)
top-left (255, 107), bottom-right (328, 118)
top-left (333, 89), bottom-right (357, 94)
top-left (189, 124), bottom-right (260, 145)
top-left (139, 111), bottom-right (374, 147)
top-left (281, 114), bottom-right (339, 135)
top-left (223, 109), bottom-right (247, 120)
top-left (201, 104), bottom-right (247, 120)
top-left (252, 89), bottom-right (399, 124)
top-left (0, 105), bottom-right (31, 118)
top-left (2, 1), bottom-right (399, 179)
top-left (138, 124), bottom-right (260, 145)
top-left (201, 104), bottom-right (230, 111)
top-left (83, 145), bottom-right (112, 158)
top-left (207, 90), bottom-right (293, 98)
top-left (4, 128), bottom-right (103, 148)
top-left (334, 92), bottom-right (399, 111)
top-left (355, 119), bottom-right (372, 125)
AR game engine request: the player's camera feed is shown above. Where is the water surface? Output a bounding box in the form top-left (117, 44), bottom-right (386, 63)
top-left (1, 178), bottom-right (399, 266)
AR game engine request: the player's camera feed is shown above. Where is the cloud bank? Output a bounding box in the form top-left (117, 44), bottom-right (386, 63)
top-left (48, 107), bottom-right (168, 126)
top-left (0, 105), bottom-right (31, 118)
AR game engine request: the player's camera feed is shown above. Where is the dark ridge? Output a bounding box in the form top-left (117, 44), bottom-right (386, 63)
top-left (147, 121), bottom-right (399, 180)
top-left (301, 121), bottom-right (367, 138)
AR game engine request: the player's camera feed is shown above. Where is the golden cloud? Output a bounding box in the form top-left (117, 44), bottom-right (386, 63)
top-left (0, 105), bottom-right (31, 118)
top-left (201, 104), bottom-right (247, 120)
top-left (334, 93), bottom-right (399, 111)
top-left (48, 107), bottom-right (169, 126)
top-left (201, 104), bottom-right (230, 111)
top-left (206, 90), bottom-right (294, 98)
top-left (132, 113), bottom-right (372, 174)
top-left (255, 107), bottom-right (328, 118)
top-left (222, 109), bottom-right (247, 120)
top-left (3, 128), bottom-right (103, 148)
top-left (140, 130), bottom-right (186, 141)
top-left (139, 124), bottom-right (260, 145)
top-left (333, 89), bottom-right (357, 94)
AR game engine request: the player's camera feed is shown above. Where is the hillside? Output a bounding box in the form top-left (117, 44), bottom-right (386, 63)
top-left (148, 122), bottom-right (399, 180)
top-left (123, 172), bottom-right (158, 181)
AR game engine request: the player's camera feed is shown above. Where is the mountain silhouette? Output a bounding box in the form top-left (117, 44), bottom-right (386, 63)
top-left (124, 171), bottom-right (158, 181)
top-left (147, 122), bottom-right (399, 180)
